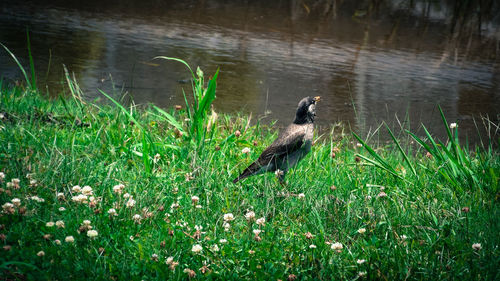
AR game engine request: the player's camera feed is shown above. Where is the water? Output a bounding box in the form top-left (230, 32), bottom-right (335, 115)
top-left (1, 0), bottom-right (499, 145)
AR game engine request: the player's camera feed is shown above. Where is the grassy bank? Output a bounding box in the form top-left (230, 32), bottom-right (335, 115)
top-left (0, 67), bottom-right (499, 280)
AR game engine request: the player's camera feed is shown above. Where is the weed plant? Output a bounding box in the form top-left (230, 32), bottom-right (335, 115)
top-left (0, 57), bottom-right (498, 280)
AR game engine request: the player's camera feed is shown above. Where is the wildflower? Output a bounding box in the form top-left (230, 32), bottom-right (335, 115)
top-left (81, 186), bottom-right (93, 196)
top-left (211, 244), bottom-right (220, 252)
top-left (58, 207), bottom-right (66, 212)
top-left (357, 228), bottom-right (366, 234)
top-left (305, 232), bottom-right (313, 239)
top-left (195, 205), bottom-right (202, 209)
top-left (123, 193), bottom-right (131, 199)
top-left (472, 243), bottom-right (481, 251)
top-left (298, 193), bottom-right (305, 199)
top-left (169, 261), bottom-right (179, 271)
top-left (71, 194), bottom-right (87, 203)
top-left (275, 169), bottom-right (284, 178)
top-left (113, 184), bottom-right (125, 194)
top-left (170, 202), bottom-right (180, 210)
top-left (0, 172), bottom-right (4, 181)
top-left (57, 193), bottom-right (65, 200)
top-left (357, 259), bottom-right (366, 264)
top-left (462, 207), bottom-right (470, 213)
top-left (184, 268), bottom-right (196, 278)
top-left (153, 153), bottom-right (161, 164)
top-left (46, 221), bottom-right (55, 227)
top-left (244, 211), bottom-right (256, 221)
top-left (194, 225), bottom-right (203, 231)
top-left (331, 242), bottom-right (343, 251)
top-left (199, 265), bottom-right (210, 274)
top-left (30, 196), bottom-right (45, 203)
top-left (29, 179), bottom-right (37, 187)
top-left (356, 142), bottom-right (363, 147)
top-left (166, 256), bottom-right (174, 265)
top-left (11, 198), bottom-right (21, 207)
top-left (234, 130), bottom-right (241, 137)
top-left (132, 214), bottom-right (142, 223)
top-left (358, 271), bottom-right (367, 277)
top-left (126, 198), bottom-right (136, 208)
top-left (54, 239), bottom-right (61, 245)
top-left (450, 123), bottom-right (457, 129)
top-left (223, 222), bottom-right (231, 232)
top-left (253, 229), bottom-right (262, 236)
top-left (83, 220), bottom-right (91, 226)
top-left (185, 173), bottom-right (194, 182)
top-left (43, 234), bottom-right (52, 240)
top-left (12, 178), bottom-right (20, 188)
top-left (65, 236), bottom-right (75, 243)
top-left (401, 235), bottom-right (407, 240)
top-left (108, 208), bottom-right (117, 216)
top-left (151, 253), bottom-right (159, 261)
top-left (37, 251), bottom-right (45, 257)
top-left (72, 185), bottom-right (81, 193)
top-left (309, 244), bottom-right (317, 249)
top-left (219, 239), bottom-right (227, 244)
top-left (288, 274), bottom-right (297, 281)
top-left (377, 192), bottom-right (387, 198)
top-left (55, 220), bottom-right (65, 228)
top-left (248, 250), bottom-right (255, 254)
top-left (87, 230), bottom-right (98, 238)
top-left (223, 213), bottom-right (234, 222)
top-left (2, 203), bottom-right (14, 214)
top-left (191, 244), bottom-right (203, 253)
top-left (241, 147), bottom-right (251, 154)
top-left (256, 217), bottom-right (266, 226)
top-left (191, 196), bottom-right (199, 204)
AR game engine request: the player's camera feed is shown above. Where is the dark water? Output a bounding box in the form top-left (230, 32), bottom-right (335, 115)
top-left (1, 0), bottom-right (499, 145)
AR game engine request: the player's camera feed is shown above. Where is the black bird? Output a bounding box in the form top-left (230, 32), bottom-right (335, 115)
top-left (233, 96), bottom-right (321, 183)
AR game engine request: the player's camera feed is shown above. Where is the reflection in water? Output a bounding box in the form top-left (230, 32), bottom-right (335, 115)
top-left (0, 0), bottom-right (499, 145)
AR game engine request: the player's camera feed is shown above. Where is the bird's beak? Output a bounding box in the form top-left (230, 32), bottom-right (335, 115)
top-left (313, 96), bottom-right (321, 102)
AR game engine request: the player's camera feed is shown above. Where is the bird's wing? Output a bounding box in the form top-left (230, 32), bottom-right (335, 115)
top-left (255, 126), bottom-right (305, 166)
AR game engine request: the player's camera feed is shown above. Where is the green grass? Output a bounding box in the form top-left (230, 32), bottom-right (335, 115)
top-left (0, 71), bottom-right (499, 280)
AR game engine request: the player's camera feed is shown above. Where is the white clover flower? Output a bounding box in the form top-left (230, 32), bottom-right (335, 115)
top-left (210, 244), bottom-right (220, 252)
top-left (472, 243), bottom-right (482, 250)
top-left (223, 222), bottom-right (231, 232)
top-left (37, 251), bottom-right (45, 257)
top-left (30, 196), bottom-right (45, 202)
top-left (309, 244), bottom-right (317, 249)
top-left (123, 193), bottom-right (131, 199)
top-left (153, 153), bottom-right (161, 164)
top-left (357, 259), bottom-right (366, 264)
top-left (12, 178), bottom-right (20, 185)
top-left (2, 202), bottom-right (14, 209)
top-left (356, 142), bottom-right (363, 147)
top-left (298, 193), bottom-right (305, 199)
top-left (11, 198), bottom-right (21, 207)
top-left (72, 185), bottom-right (81, 193)
top-left (87, 230), bottom-right (98, 238)
top-left (113, 184), bottom-right (125, 194)
top-left (56, 193), bottom-right (65, 200)
top-left (54, 239), bottom-right (61, 245)
top-left (55, 220), bottom-right (65, 228)
top-left (194, 225), bottom-right (203, 231)
top-left (81, 186), bottom-right (93, 196)
top-left (191, 196), bottom-right (199, 204)
top-left (65, 236), bottom-right (75, 243)
top-left (241, 147), bottom-right (251, 154)
top-left (223, 213), bottom-right (234, 222)
top-left (275, 169), bottom-right (284, 177)
top-left (401, 235), bottom-right (407, 240)
top-left (0, 172), bottom-right (4, 180)
top-left (377, 192), bottom-right (387, 198)
top-left (46, 221), bottom-right (55, 227)
top-left (71, 194), bottom-right (87, 203)
top-left (165, 257), bottom-right (174, 265)
top-left (248, 250), bottom-right (255, 254)
top-left (358, 271), bottom-right (367, 277)
top-left (450, 123), bottom-right (457, 129)
top-left (170, 202), bottom-right (179, 210)
top-left (245, 211), bottom-right (256, 221)
top-left (126, 198), bottom-right (136, 208)
top-left (191, 244), bottom-right (203, 253)
top-left (219, 239), bottom-right (227, 244)
top-left (58, 207), bottom-right (66, 212)
top-left (256, 217), bottom-right (266, 226)
top-left (83, 220), bottom-right (91, 226)
top-left (132, 214), bottom-right (142, 223)
top-left (107, 208), bottom-right (117, 216)
top-left (195, 205), bottom-right (202, 209)
top-left (29, 179), bottom-right (37, 186)
top-left (253, 229), bottom-right (262, 236)
top-left (357, 228), bottom-right (366, 234)
top-left (331, 242), bottom-right (343, 251)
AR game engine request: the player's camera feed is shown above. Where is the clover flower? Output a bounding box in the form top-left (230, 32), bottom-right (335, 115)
top-left (2, 203), bottom-right (15, 214)
top-left (81, 186), bottom-right (93, 196)
top-left (309, 244), bottom-right (317, 249)
top-left (253, 229), bottom-right (262, 236)
top-left (210, 244), bottom-right (220, 252)
top-left (191, 196), bottom-right (199, 204)
top-left (223, 213), bottom-right (234, 222)
top-left (244, 211), bottom-right (256, 221)
top-left (219, 239), bottom-right (227, 244)
top-left (357, 228), bottom-right (366, 234)
top-left (298, 193), bottom-right (305, 199)
top-left (46, 221), bottom-right (55, 227)
top-left (256, 217), bottom-right (266, 226)
top-left (472, 243), bottom-right (482, 250)
top-left (11, 198), bottom-right (21, 207)
top-left (57, 193), bottom-right (65, 200)
top-left (241, 147), bottom-right (251, 154)
top-left (191, 244), bottom-right (203, 253)
top-left (113, 184), bottom-right (125, 194)
top-left (108, 208), bottom-right (117, 216)
top-left (72, 185), bottom-right (81, 193)
top-left (132, 214), bottom-right (142, 224)
top-left (331, 242), bottom-right (343, 251)
top-left (357, 259), bottom-right (366, 264)
top-left (37, 251), bottom-right (45, 257)
top-left (58, 207), bottom-right (66, 212)
top-left (55, 220), bottom-right (65, 228)
top-left (87, 230), bottom-right (98, 238)
top-left (126, 198), bottom-right (136, 208)
top-left (65, 236), bottom-right (75, 243)
top-left (450, 123), bottom-right (457, 129)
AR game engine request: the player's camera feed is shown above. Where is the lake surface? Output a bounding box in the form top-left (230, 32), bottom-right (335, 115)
top-left (1, 0), bottom-right (499, 145)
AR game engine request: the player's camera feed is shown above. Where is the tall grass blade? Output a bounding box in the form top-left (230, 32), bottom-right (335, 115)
top-left (0, 43), bottom-right (31, 89)
top-left (385, 123), bottom-right (417, 177)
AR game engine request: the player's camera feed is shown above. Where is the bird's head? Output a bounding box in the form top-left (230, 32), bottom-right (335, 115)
top-left (293, 96), bottom-right (321, 124)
